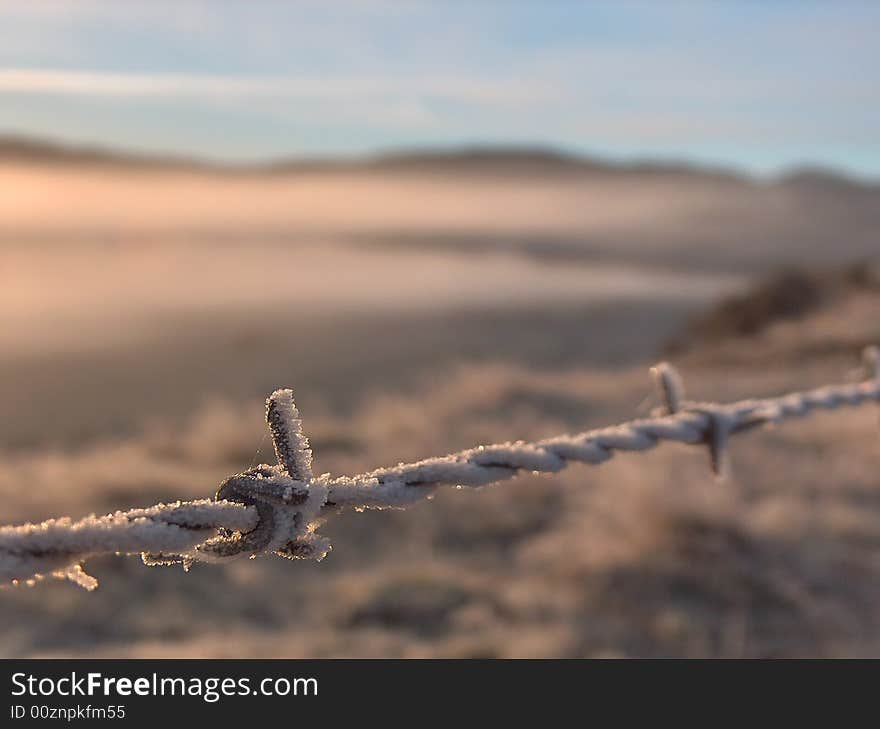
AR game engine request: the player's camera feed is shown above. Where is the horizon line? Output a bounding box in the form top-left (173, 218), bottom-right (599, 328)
top-left (0, 131), bottom-right (876, 187)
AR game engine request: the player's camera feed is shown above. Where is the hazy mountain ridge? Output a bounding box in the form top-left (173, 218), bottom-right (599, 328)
top-left (1, 134), bottom-right (873, 189)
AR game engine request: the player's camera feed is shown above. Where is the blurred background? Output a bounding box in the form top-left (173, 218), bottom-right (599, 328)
top-left (1, 1), bottom-right (879, 657)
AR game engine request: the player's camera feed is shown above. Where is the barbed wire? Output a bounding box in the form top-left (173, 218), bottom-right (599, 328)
top-left (2, 347), bottom-right (879, 590)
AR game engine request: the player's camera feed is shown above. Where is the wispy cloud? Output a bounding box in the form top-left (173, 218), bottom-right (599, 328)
top-left (0, 67), bottom-right (554, 105)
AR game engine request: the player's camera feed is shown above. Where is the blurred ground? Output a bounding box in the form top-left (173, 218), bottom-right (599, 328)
top-left (1, 146), bottom-right (878, 657)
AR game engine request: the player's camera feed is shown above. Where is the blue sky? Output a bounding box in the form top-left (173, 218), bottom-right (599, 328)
top-left (0, 1), bottom-right (878, 177)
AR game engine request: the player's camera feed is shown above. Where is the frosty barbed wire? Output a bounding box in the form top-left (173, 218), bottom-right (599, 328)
top-left (2, 348), bottom-right (879, 590)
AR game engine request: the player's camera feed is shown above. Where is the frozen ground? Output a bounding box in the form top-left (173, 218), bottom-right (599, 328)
top-left (1, 151), bottom-right (878, 656)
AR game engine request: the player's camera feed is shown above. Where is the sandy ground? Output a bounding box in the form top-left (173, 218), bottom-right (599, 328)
top-left (1, 157), bottom-right (878, 656)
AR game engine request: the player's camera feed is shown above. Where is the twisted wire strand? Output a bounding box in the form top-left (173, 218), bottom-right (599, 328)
top-left (0, 500), bottom-right (257, 588)
top-left (323, 377), bottom-right (880, 509)
top-left (1, 357), bottom-right (878, 589)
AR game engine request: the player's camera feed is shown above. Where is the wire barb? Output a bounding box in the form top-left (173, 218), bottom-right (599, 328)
top-left (863, 345), bottom-right (880, 381)
top-left (650, 361), bottom-right (685, 415)
top-left (2, 350), bottom-right (880, 590)
top-left (266, 389), bottom-right (313, 481)
top-left (145, 389), bottom-right (328, 565)
top-left (648, 362), bottom-right (736, 475)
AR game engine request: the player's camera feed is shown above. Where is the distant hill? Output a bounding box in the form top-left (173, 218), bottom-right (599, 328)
top-left (0, 135), bottom-right (206, 170)
top-left (667, 261), bottom-right (880, 355)
top-left (0, 134), bottom-right (769, 184)
top-left (774, 166), bottom-right (879, 194)
top-left (2, 134), bottom-right (875, 190)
